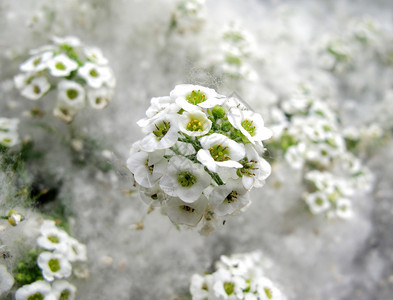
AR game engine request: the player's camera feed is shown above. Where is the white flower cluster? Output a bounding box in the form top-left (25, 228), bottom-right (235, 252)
top-left (14, 36), bottom-right (116, 123)
top-left (215, 23), bottom-right (258, 81)
top-left (317, 18), bottom-right (388, 72)
top-left (190, 251), bottom-right (286, 300)
top-left (171, 0), bottom-right (206, 33)
top-left (127, 84), bottom-right (272, 233)
top-left (269, 92), bottom-right (373, 219)
top-left (0, 117), bottom-right (19, 148)
top-left (15, 220), bottom-right (87, 300)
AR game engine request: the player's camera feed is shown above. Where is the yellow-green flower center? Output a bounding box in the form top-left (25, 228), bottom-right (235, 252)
top-left (186, 90), bottom-right (206, 105)
top-left (237, 158), bottom-right (258, 177)
top-left (48, 258), bottom-right (61, 272)
top-left (48, 235), bottom-right (60, 243)
top-left (315, 197), bottom-right (324, 206)
top-left (145, 159), bottom-right (154, 174)
top-left (33, 85), bottom-right (41, 94)
top-left (187, 119), bottom-right (204, 131)
top-left (264, 287), bottom-right (273, 299)
top-left (241, 119), bottom-right (256, 136)
top-left (66, 89), bottom-right (78, 100)
top-left (209, 144), bottom-right (230, 161)
top-left (179, 205), bottom-right (195, 213)
top-left (55, 62), bottom-right (66, 70)
top-left (33, 57), bottom-right (41, 66)
top-left (89, 68), bottom-right (99, 77)
top-left (28, 292), bottom-right (44, 300)
top-left (177, 171), bottom-right (197, 187)
top-left (153, 121), bottom-right (171, 141)
top-left (60, 289), bottom-right (71, 300)
top-left (224, 281), bottom-right (235, 296)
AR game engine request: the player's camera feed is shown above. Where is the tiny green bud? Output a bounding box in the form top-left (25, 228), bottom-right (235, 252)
top-left (221, 121), bottom-right (232, 132)
top-left (212, 106), bottom-right (226, 119)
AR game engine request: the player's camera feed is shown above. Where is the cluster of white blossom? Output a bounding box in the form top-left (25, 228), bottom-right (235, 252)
top-left (127, 84), bottom-right (272, 234)
top-left (15, 220), bottom-right (87, 300)
top-left (170, 0), bottom-right (206, 33)
top-left (0, 117), bottom-right (19, 148)
top-left (316, 18), bottom-right (390, 72)
top-left (190, 251), bottom-right (286, 300)
top-left (14, 36), bottom-right (115, 123)
top-left (268, 91), bottom-right (373, 219)
top-left (210, 23), bottom-right (258, 81)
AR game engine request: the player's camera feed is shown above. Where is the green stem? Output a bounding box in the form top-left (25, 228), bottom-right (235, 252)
top-left (205, 167), bottom-right (224, 186)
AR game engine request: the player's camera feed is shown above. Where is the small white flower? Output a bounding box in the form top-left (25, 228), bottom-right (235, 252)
top-left (139, 184), bottom-right (167, 207)
top-left (304, 191), bottom-right (331, 214)
top-left (209, 179), bottom-right (250, 216)
top-left (0, 119), bottom-right (19, 148)
top-left (256, 277), bottom-right (285, 300)
top-left (0, 264), bottom-right (14, 296)
top-left (213, 268), bottom-right (247, 299)
top-left (77, 62), bottom-right (112, 88)
top-left (52, 280), bottom-right (77, 300)
top-left (57, 80), bottom-right (86, 109)
top-left (166, 195), bottom-right (207, 226)
top-left (7, 210), bottom-right (24, 226)
top-left (335, 198), bottom-right (353, 219)
top-left (86, 87), bottom-right (113, 109)
top-left (21, 76), bottom-right (50, 100)
top-left (178, 110), bottom-right (212, 137)
top-left (190, 273), bottom-right (215, 300)
top-left (47, 54), bottom-right (79, 77)
top-left (159, 156), bottom-right (210, 203)
top-left (170, 84), bottom-right (224, 112)
top-left (52, 36), bottom-right (81, 47)
top-left (285, 143), bottom-right (306, 170)
top-left (197, 133), bottom-right (245, 172)
top-left (20, 51), bottom-right (53, 72)
top-left (15, 281), bottom-right (55, 300)
top-left (139, 115), bottom-right (178, 152)
top-left (14, 73), bottom-right (34, 90)
top-left (84, 46), bottom-right (108, 65)
top-left (126, 150), bottom-right (167, 188)
top-left (236, 144), bottom-right (271, 190)
top-left (228, 108), bottom-right (272, 144)
top-left (53, 104), bottom-right (78, 123)
top-left (37, 220), bottom-right (70, 252)
top-left (37, 251), bottom-right (72, 282)
top-left (63, 237), bottom-right (88, 262)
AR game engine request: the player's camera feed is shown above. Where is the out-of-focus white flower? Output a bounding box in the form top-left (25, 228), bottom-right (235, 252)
top-left (190, 273), bottom-right (215, 300)
top-left (84, 47), bottom-right (108, 65)
top-left (47, 54), bottom-right (78, 77)
top-left (7, 210), bottom-right (25, 226)
top-left (86, 87), bottom-right (113, 109)
top-left (0, 117), bottom-right (19, 148)
top-left (21, 76), bottom-right (50, 100)
top-left (51, 280), bottom-right (77, 300)
top-left (57, 80), bottom-right (86, 109)
top-left (166, 195), bottom-right (207, 226)
top-left (37, 220), bottom-right (70, 252)
top-left (197, 133), bottom-right (245, 172)
top-left (62, 237), bottom-right (88, 262)
top-left (20, 51), bottom-right (53, 72)
top-left (304, 192), bottom-right (331, 214)
top-left (77, 62), bottom-right (112, 88)
top-left (335, 198), bottom-right (353, 219)
top-left (159, 155), bottom-right (210, 203)
top-left (52, 36), bottom-right (81, 47)
top-left (37, 251), bottom-right (72, 282)
top-left (0, 264), bottom-right (14, 296)
top-left (53, 104), bottom-right (78, 123)
top-left (15, 281), bottom-right (55, 300)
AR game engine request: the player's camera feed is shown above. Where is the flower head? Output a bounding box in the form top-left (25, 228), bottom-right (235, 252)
top-left (37, 251), bottom-right (72, 282)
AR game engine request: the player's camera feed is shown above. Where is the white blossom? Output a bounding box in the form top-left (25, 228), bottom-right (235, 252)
top-left (47, 54), bottom-right (78, 77)
top-left (21, 76), bottom-right (50, 100)
top-left (37, 251), bottom-right (72, 282)
top-left (15, 281), bottom-right (55, 300)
